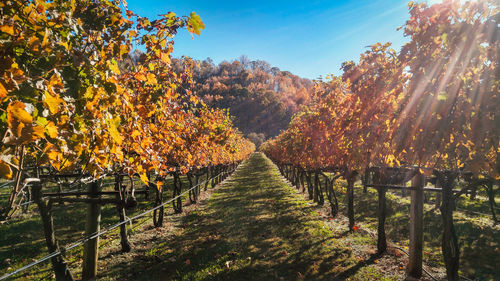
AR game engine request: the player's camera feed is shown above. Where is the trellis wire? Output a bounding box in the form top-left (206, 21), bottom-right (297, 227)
top-left (0, 168), bottom-right (235, 281)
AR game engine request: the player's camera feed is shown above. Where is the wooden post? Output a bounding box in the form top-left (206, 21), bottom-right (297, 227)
top-left (315, 172), bottom-right (324, 205)
top-left (346, 172), bottom-right (356, 232)
top-left (300, 172), bottom-right (305, 193)
top-left (294, 167), bottom-right (300, 189)
top-left (204, 167), bottom-right (210, 191)
top-left (211, 167), bottom-right (216, 188)
top-left (114, 175), bottom-right (131, 252)
top-left (376, 171), bottom-right (387, 254)
top-left (306, 172), bottom-right (313, 200)
top-left (32, 182), bottom-right (74, 281)
top-left (153, 183), bottom-right (164, 227)
top-left (486, 181), bottom-right (498, 224)
top-left (407, 172), bottom-right (424, 278)
top-left (363, 166), bottom-right (369, 194)
top-left (82, 180), bottom-right (102, 280)
top-left (439, 172), bottom-right (459, 281)
top-left (187, 173), bottom-right (195, 203)
top-left (173, 173), bottom-right (182, 213)
top-left (195, 173), bottom-right (200, 199)
top-left (435, 190), bottom-right (441, 209)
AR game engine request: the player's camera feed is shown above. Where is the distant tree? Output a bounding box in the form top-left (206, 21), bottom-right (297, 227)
top-left (190, 56), bottom-right (313, 138)
top-left (247, 132), bottom-right (266, 149)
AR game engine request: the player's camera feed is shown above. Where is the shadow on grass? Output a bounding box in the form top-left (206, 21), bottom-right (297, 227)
top-left (332, 182), bottom-right (500, 280)
top-left (101, 153), bottom-right (377, 281)
top-left (0, 174), bottom-right (198, 279)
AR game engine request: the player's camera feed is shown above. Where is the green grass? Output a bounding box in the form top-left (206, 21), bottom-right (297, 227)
top-left (5, 153), bottom-right (496, 280)
top-left (327, 178), bottom-right (500, 280)
top-left (99, 153), bottom-right (397, 281)
top-left (0, 174), bottom-right (198, 280)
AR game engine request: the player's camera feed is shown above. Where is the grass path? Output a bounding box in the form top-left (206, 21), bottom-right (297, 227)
top-left (103, 153), bottom-right (403, 281)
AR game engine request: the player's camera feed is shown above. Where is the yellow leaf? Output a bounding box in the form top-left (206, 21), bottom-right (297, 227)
top-left (0, 25), bottom-right (14, 35)
top-left (45, 121), bottom-right (58, 138)
top-left (160, 52), bottom-right (170, 64)
top-left (140, 172), bottom-right (149, 184)
top-left (131, 130), bottom-right (141, 138)
top-left (44, 144), bottom-right (63, 170)
top-left (41, 29), bottom-right (49, 49)
top-left (59, 41), bottom-right (69, 50)
top-left (128, 30), bottom-right (137, 37)
top-left (43, 92), bottom-right (64, 114)
top-left (109, 122), bottom-right (123, 146)
top-left (7, 101), bottom-right (32, 124)
top-left (0, 160), bottom-right (13, 179)
top-left (0, 82), bottom-right (7, 98)
top-left (146, 73), bottom-right (157, 85)
top-left (109, 60), bottom-right (121, 75)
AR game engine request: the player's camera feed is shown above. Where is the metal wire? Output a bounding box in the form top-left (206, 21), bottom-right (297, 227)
top-left (0, 181), bottom-right (14, 189)
top-left (0, 169), bottom-right (234, 281)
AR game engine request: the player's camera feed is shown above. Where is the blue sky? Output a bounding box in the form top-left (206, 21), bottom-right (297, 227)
top-left (126, 0), bottom-right (414, 79)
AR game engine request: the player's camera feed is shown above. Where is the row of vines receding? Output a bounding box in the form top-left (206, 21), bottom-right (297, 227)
top-left (0, 0), bottom-right (255, 280)
top-left (261, 1), bottom-right (498, 280)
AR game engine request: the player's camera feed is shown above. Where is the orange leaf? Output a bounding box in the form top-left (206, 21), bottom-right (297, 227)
top-left (7, 101), bottom-right (32, 124)
top-left (0, 160), bottom-right (13, 179)
top-left (146, 73), bottom-right (157, 85)
top-left (0, 25), bottom-right (14, 36)
top-left (0, 81), bottom-right (7, 99)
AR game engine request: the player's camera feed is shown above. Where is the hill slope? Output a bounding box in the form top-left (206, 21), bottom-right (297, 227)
top-left (191, 57), bottom-right (313, 139)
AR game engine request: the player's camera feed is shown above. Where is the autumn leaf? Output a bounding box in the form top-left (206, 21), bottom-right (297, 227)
top-left (156, 180), bottom-right (163, 192)
top-left (108, 121), bottom-right (123, 146)
top-left (0, 160), bottom-right (13, 179)
top-left (0, 81), bottom-right (8, 99)
top-left (135, 72), bottom-right (147, 81)
top-left (160, 52), bottom-right (170, 64)
top-left (131, 130), bottom-right (141, 138)
top-left (44, 144), bottom-right (63, 170)
top-left (109, 60), bottom-right (121, 75)
top-left (140, 172), bottom-right (149, 184)
top-left (146, 73), bottom-right (157, 85)
top-left (7, 101), bottom-right (33, 138)
top-left (45, 121), bottom-right (58, 138)
top-left (0, 25), bottom-right (14, 36)
top-left (7, 101), bottom-right (32, 124)
top-left (43, 91), bottom-right (64, 114)
top-left (187, 12), bottom-right (204, 36)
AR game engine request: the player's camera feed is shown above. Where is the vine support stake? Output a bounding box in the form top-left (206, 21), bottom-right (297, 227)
top-left (439, 171), bottom-right (459, 281)
top-left (376, 171), bottom-right (387, 254)
top-left (33, 180), bottom-right (74, 281)
top-left (346, 171), bottom-right (357, 232)
top-left (407, 171), bottom-right (424, 278)
top-left (115, 174), bottom-right (131, 252)
top-left (82, 180), bottom-right (102, 280)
